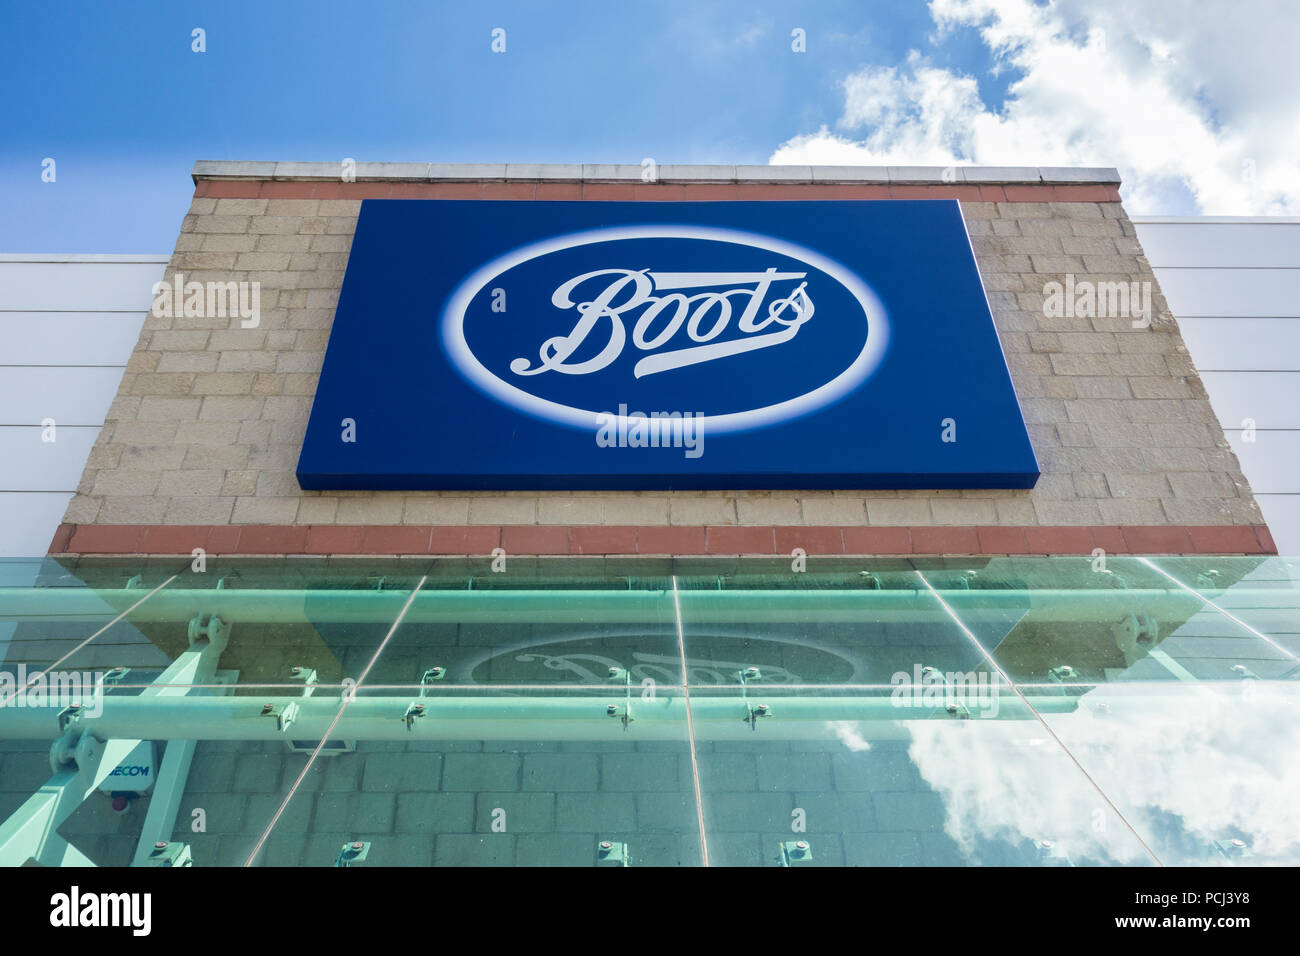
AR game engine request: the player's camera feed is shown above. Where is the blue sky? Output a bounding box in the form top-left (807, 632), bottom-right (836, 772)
top-left (2, 0), bottom-right (1296, 251)
top-left (0, 0), bottom-right (1012, 251)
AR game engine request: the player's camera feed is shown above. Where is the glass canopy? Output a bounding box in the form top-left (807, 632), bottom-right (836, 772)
top-left (0, 554), bottom-right (1296, 867)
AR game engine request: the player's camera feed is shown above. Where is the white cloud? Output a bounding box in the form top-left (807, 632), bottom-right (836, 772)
top-left (770, 0), bottom-right (1300, 214)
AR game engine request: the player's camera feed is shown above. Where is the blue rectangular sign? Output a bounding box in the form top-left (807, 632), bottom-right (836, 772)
top-left (297, 199), bottom-right (1039, 490)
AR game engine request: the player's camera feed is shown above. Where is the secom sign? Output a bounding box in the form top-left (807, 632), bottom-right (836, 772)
top-left (298, 200), bottom-right (1038, 490)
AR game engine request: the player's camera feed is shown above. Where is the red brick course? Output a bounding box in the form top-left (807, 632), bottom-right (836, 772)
top-left (48, 523), bottom-right (1277, 556)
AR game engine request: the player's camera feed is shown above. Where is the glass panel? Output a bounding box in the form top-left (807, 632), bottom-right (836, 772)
top-left (0, 557), bottom-right (184, 681)
top-left (672, 558), bottom-right (993, 687)
top-left (1, 555), bottom-right (1297, 867)
top-left (234, 559), bottom-right (700, 867)
top-left (1036, 680), bottom-right (1300, 865)
top-left (674, 562), bottom-right (1155, 866)
top-left (1144, 556), bottom-right (1300, 666)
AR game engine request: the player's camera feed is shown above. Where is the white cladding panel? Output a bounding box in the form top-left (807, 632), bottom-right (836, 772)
top-left (0, 256), bottom-right (165, 556)
top-left (1137, 219), bottom-right (1300, 553)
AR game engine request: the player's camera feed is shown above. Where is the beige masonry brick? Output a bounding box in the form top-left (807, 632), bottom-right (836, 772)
top-left (316, 200), bottom-right (362, 217)
top-left (1057, 332), bottom-right (1117, 353)
top-left (118, 444), bottom-right (188, 471)
top-left (1060, 237), bottom-right (1117, 255)
top-left (1020, 219), bottom-right (1075, 238)
top-left (199, 234), bottom-right (257, 253)
top-left (255, 234), bottom-right (313, 253)
top-left (249, 217), bottom-right (303, 235)
top-left (308, 235), bottom-right (352, 253)
top-left (1082, 255), bottom-right (1139, 273)
top-left (85, 442), bottom-right (124, 471)
top-left (1107, 473), bottom-right (1172, 499)
top-left (734, 497), bottom-right (801, 525)
top-left (865, 499), bottom-right (933, 525)
top-left (1130, 376), bottom-right (1194, 399)
top-left (800, 497), bottom-right (867, 525)
top-left (149, 331), bottom-right (210, 351)
top-left (467, 496), bottom-right (537, 525)
top-left (98, 496), bottom-right (169, 524)
top-left (173, 251), bottom-right (237, 270)
top-left (1033, 498), bottom-right (1103, 524)
top-left (1107, 353), bottom-right (1169, 376)
top-left (275, 351), bottom-right (324, 374)
top-left (104, 395), bottom-right (142, 422)
top-left (164, 496), bottom-right (236, 525)
top-left (1049, 353), bottom-right (1112, 376)
top-left (233, 252), bottom-right (291, 271)
top-left (1127, 400), bottom-right (1189, 423)
top-left (1097, 498), bottom-right (1167, 524)
top-left (234, 471), bottom-right (289, 501)
top-left (158, 469), bottom-right (226, 497)
top-left (1073, 377), bottom-right (1132, 399)
top-left (208, 330), bottom-right (267, 351)
top-left (994, 497), bottom-right (1037, 524)
top-left (124, 351), bottom-right (160, 374)
top-left (251, 373), bottom-right (286, 395)
top-left (92, 470), bottom-right (160, 496)
top-left (245, 442), bottom-right (300, 470)
top-left (1161, 497), bottom-right (1234, 524)
top-left (1220, 496), bottom-right (1264, 524)
top-left (181, 421), bottom-right (244, 445)
top-left (401, 497), bottom-right (471, 525)
top-left (182, 444), bottom-right (249, 470)
top-left (260, 396), bottom-right (312, 421)
top-left (129, 373), bottom-right (195, 396)
top-left (194, 216), bottom-right (251, 234)
top-left (63, 494), bottom-right (102, 524)
top-left (1069, 219), bottom-right (1123, 237)
top-left (1140, 446), bottom-right (1208, 473)
top-left (214, 198), bottom-right (269, 215)
top-left (188, 198), bottom-right (217, 215)
top-left (193, 373), bottom-right (254, 395)
top-left (537, 496), bottom-right (608, 525)
top-left (1017, 397), bottom-right (1066, 424)
top-left (1049, 201), bottom-right (1102, 219)
top-left (217, 351), bottom-right (275, 374)
top-left (1168, 471), bottom-right (1240, 498)
top-left (998, 202), bottom-right (1053, 219)
top-left (982, 273), bottom-right (1026, 292)
top-left (231, 497), bottom-right (300, 524)
top-left (1029, 472), bottom-right (1075, 499)
top-left (1065, 399), bottom-right (1130, 424)
top-left (280, 374), bottom-right (318, 396)
top-left (669, 497), bottom-right (737, 526)
top-left (930, 499), bottom-right (998, 525)
top-left (604, 496), bottom-right (671, 524)
top-left (136, 397), bottom-right (201, 421)
top-left (266, 199), bottom-right (319, 216)
top-left (111, 420), bottom-right (179, 445)
top-left (295, 496), bottom-right (339, 524)
top-left (199, 396), bottom-right (264, 421)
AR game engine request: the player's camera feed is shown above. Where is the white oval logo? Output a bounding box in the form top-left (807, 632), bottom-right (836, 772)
top-left (441, 226), bottom-right (890, 434)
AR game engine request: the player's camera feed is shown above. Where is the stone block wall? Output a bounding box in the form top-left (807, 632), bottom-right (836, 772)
top-left (48, 164), bottom-right (1274, 556)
